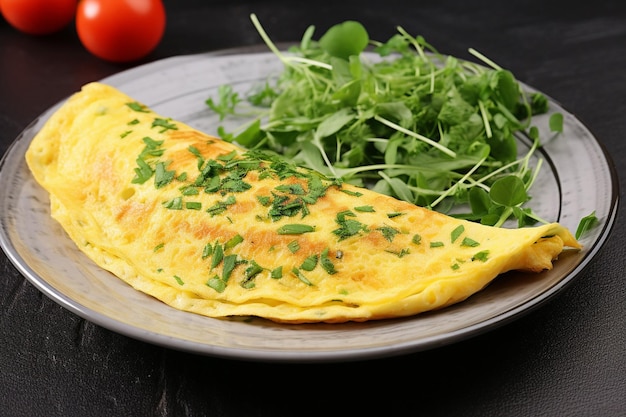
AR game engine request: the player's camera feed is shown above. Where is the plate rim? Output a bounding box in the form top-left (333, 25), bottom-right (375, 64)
top-left (0, 47), bottom-right (619, 363)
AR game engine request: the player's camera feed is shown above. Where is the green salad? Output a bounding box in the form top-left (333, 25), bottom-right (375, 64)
top-left (206, 14), bottom-right (573, 230)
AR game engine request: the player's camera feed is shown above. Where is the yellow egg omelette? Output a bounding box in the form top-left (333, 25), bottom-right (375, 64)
top-left (25, 82), bottom-right (582, 323)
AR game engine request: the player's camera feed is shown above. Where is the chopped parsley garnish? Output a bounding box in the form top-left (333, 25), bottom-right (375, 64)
top-left (154, 162), bottom-right (175, 188)
top-left (151, 118), bottom-right (178, 133)
top-left (126, 102), bottom-right (149, 113)
top-left (376, 225), bottom-right (400, 242)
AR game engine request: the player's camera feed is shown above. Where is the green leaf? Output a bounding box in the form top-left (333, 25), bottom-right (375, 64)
top-left (315, 108), bottom-right (354, 139)
top-left (575, 211), bottom-right (598, 239)
top-left (549, 112), bottom-right (564, 133)
top-left (489, 176), bottom-right (528, 207)
top-left (319, 21), bottom-right (369, 60)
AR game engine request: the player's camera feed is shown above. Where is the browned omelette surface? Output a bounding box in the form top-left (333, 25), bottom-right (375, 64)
top-left (25, 82), bottom-right (581, 323)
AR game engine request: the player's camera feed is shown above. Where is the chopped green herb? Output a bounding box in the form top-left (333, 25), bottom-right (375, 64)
top-left (287, 240), bottom-right (300, 253)
top-left (430, 241), bottom-right (444, 248)
top-left (174, 275), bottom-right (185, 285)
top-left (154, 162), bottom-right (175, 188)
top-left (151, 118), bottom-right (178, 133)
top-left (224, 234), bottom-right (244, 250)
top-left (340, 189), bottom-right (363, 197)
top-left (412, 234), bottom-right (422, 245)
top-left (472, 250), bottom-right (490, 262)
top-left (332, 211), bottom-right (367, 241)
top-left (207, 276), bottom-right (226, 293)
top-left (202, 242), bottom-right (213, 259)
top-left (451, 225), bottom-right (465, 243)
top-left (222, 254), bottom-right (239, 281)
top-left (292, 267), bottom-right (314, 286)
top-left (275, 183), bottom-right (305, 195)
top-left (132, 157), bottom-right (153, 184)
top-left (210, 242), bottom-right (224, 269)
top-left (320, 248), bottom-right (337, 275)
top-left (461, 237), bottom-right (480, 247)
top-left (181, 186), bottom-right (199, 196)
top-left (185, 201), bottom-right (202, 210)
top-left (270, 266), bottom-right (283, 279)
top-left (162, 196), bottom-right (183, 210)
top-left (154, 243), bottom-right (165, 252)
top-left (354, 205), bottom-right (375, 213)
top-left (300, 254), bottom-right (319, 271)
top-left (126, 102), bottom-right (149, 112)
top-left (277, 224), bottom-right (315, 235)
top-left (377, 225), bottom-right (400, 242)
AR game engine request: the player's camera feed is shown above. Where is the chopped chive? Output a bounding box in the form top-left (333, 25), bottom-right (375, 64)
top-left (292, 267), bottom-right (314, 286)
top-left (340, 189), bottom-right (363, 197)
top-left (451, 225), bottom-right (465, 243)
top-left (430, 241), bottom-right (444, 248)
top-left (270, 266), bottom-right (283, 279)
top-left (210, 242), bottom-right (224, 269)
top-left (185, 201), bottom-right (202, 210)
top-left (287, 240), bottom-right (300, 253)
top-left (202, 242), bottom-right (213, 259)
top-left (472, 250), bottom-right (490, 262)
top-left (162, 196), bottom-right (183, 210)
top-left (300, 254), bottom-right (319, 271)
top-left (207, 276), bottom-right (226, 293)
top-left (320, 248), bottom-right (337, 275)
top-left (461, 237), bottom-right (480, 247)
top-left (277, 224), bottom-right (315, 235)
top-left (225, 234), bottom-right (244, 250)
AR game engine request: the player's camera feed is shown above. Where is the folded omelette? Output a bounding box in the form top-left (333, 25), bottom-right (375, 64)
top-left (25, 82), bottom-right (581, 323)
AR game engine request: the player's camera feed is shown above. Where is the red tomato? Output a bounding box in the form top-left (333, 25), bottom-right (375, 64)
top-left (76, 0), bottom-right (166, 63)
top-left (0, 0), bottom-right (77, 35)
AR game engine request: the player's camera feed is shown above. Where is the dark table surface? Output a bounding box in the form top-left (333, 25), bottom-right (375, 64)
top-left (1, 1), bottom-right (624, 416)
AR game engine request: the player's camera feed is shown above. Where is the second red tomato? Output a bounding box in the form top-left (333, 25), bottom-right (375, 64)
top-left (76, 0), bottom-right (166, 63)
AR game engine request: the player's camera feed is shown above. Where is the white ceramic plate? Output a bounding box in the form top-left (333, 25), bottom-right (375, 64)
top-left (0, 50), bottom-right (618, 363)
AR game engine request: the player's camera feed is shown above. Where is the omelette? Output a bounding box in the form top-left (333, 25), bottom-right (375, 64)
top-left (25, 82), bottom-right (581, 323)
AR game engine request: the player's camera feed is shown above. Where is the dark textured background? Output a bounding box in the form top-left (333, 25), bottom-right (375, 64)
top-left (1, 1), bottom-right (624, 416)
